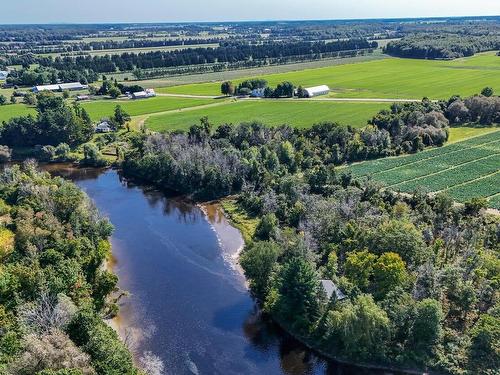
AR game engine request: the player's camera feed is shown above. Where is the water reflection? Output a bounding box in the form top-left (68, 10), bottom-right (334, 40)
top-left (43, 165), bottom-right (405, 375)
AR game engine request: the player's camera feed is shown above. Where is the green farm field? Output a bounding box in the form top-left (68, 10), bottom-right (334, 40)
top-left (158, 52), bottom-right (500, 99)
top-left (120, 53), bottom-right (387, 88)
top-left (348, 130), bottom-right (500, 208)
top-left (0, 104), bottom-right (36, 123)
top-left (145, 100), bottom-right (388, 132)
top-left (80, 96), bottom-right (217, 121)
top-left (0, 97), bottom-right (217, 124)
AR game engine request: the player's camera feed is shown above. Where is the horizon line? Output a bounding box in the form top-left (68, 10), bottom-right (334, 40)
top-left (0, 14), bottom-right (499, 26)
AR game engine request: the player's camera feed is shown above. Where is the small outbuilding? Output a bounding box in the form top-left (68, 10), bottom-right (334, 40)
top-left (304, 85), bottom-right (330, 98)
top-left (0, 71), bottom-right (8, 80)
top-left (320, 280), bottom-right (346, 301)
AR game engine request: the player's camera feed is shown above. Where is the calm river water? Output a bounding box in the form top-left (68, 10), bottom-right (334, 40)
top-left (46, 165), bottom-right (401, 375)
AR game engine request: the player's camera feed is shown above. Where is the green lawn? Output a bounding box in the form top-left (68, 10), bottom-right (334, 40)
top-left (81, 97), bottom-right (217, 121)
top-left (0, 97), bottom-right (217, 124)
top-left (145, 100), bottom-right (389, 132)
top-left (159, 52), bottom-right (500, 100)
top-left (0, 104), bottom-right (36, 123)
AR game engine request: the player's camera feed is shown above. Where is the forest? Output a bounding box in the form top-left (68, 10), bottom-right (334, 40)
top-left (0, 162), bottom-right (139, 374)
top-left (385, 34), bottom-right (500, 59)
top-left (17, 40), bottom-right (376, 74)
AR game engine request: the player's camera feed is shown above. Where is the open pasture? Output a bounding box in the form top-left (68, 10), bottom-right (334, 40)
top-left (348, 130), bottom-right (500, 208)
top-left (81, 96), bottom-right (216, 121)
top-left (145, 100), bottom-right (388, 132)
top-left (0, 104), bottom-right (36, 123)
top-left (158, 52), bottom-right (500, 100)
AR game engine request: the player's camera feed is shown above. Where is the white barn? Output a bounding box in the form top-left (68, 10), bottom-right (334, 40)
top-left (304, 85), bottom-right (330, 98)
top-left (32, 82), bottom-right (88, 93)
top-left (59, 82), bottom-right (88, 91)
top-left (131, 89), bottom-right (156, 99)
top-left (33, 84), bottom-right (60, 93)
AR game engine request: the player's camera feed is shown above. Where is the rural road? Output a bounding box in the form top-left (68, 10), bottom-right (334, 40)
top-left (157, 93), bottom-right (433, 103)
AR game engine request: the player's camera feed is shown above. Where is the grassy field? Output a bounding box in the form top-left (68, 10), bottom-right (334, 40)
top-left (121, 53), bottom-right (387, 88)
top-left (145, 100), bottom-right (388, 132)
top-left (158, 52), bottom-right (500, 99)
top-left (0, 97), bottom-right (216, 124)
top-left (348, 130), bottom-right (500, 208)
top-left (448, 126), bottom-right (500, 143)
top-left (0, 104), bottom-right (36, 123)
top-left (81, 97), bottom-right (217, 121)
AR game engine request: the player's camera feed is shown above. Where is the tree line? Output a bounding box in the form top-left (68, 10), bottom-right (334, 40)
top-left (384, 34), bottom-right (500, 59)
top-left (0, 38), bottom-right (223, 55)
top-left (4, 40), bottom-right (376, 76)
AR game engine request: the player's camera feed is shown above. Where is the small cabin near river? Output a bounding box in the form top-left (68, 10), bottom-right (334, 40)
top-left (320, 279), bottom-right (346, 301)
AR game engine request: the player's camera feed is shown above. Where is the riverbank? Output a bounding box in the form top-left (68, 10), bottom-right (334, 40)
top-left (213, 196), bottom-right (436, 375)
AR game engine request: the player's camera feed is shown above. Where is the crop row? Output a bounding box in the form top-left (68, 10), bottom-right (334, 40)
top-left (376, 141), bottom-right (499, 186)
top-left (446, 172), bottom-right (500, 203)
top-left (395, 154), bottom-right (500, 193)
top-left (349, 130), bottom-right (500, 177)
top-left (488, 195), bottom-right (500, 210)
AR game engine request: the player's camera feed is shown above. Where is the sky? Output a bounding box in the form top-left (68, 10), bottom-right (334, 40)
top-left (1, 0), bottom-right (499, 24)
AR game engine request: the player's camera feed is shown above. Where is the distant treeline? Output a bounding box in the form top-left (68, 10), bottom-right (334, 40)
top-left (0, 38), bottom-right (223, 55)
top-left (5, 40), bottom-right (376, 75)
top-left (134, 49), bottom-right (373, 80)
top-left (384, 34), bottom-right (500, 59)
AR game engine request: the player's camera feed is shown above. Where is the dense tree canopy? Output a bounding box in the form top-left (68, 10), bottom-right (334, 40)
top-left (0, 162), bottom-right (137, 374)
top-left (0, 93), bottom-right (94, 147)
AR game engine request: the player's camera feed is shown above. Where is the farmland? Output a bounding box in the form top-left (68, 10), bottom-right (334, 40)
top-left (80, 97), bottom-right (216, 121)
top-left (145, 100), bottom-right (388, 132)
top-left (0, 104), bottom-right (36, 123)
top-left (116, 53), bottom-right (388, 88)
top-left (158, 52), bottom-right (500, 99)
top-left (0, 97), bottom-right (217, 124)
top-left (348, 130), bottom-right (500, 208)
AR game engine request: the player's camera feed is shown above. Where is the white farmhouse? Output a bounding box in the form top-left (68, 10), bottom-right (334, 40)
top-left (0, 71), bottom-right (8, 80)
top-left (95, 121), bottom-right (113, 133)
top-left (303, 85), bottom-right (330, 98)
top-left (251, 88), bottom-right (266, 98)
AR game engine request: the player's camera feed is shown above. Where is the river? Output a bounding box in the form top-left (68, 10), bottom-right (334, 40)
top-left (46, 165), bottom-right (400, 375)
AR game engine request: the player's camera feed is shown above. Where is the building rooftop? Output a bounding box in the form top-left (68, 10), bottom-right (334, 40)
top-left (320, 279), bottom-right (346, 301)
top-left (304, 85), bottom-right (330, 95)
